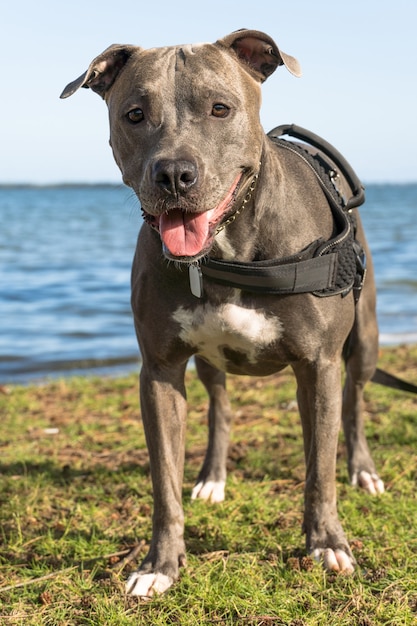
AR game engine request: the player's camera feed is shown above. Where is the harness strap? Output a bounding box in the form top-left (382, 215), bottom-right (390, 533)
top-left (187, 125), bottom-right (366, 301)
top-left (201, 251), bottom-right (338, 294)
top-left (268, 124), bottom-right (365, 210)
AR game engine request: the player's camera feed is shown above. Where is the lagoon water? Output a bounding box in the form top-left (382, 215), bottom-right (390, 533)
top-left (1, 183), bottom-right (417, 384)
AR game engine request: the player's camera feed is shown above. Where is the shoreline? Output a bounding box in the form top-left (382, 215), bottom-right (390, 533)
top-left (2, 342), bottom-right (416, 389)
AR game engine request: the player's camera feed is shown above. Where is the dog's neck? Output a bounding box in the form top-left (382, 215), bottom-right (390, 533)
top-left (209, 167), bottom-right (260, 261)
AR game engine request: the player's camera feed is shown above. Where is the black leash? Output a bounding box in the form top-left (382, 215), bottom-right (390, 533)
top-left (371, 368), bottom-right (417, 395)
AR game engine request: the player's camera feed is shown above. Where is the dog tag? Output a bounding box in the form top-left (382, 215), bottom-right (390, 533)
top-left (189, 263), bottom-right (203, 298)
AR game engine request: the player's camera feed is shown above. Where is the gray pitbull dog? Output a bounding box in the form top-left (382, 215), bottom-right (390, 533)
top-left (61, 29), bottom-right (384, 597)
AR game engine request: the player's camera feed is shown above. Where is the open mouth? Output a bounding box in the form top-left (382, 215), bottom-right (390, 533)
top-left (142, 172), bottom-right (243, 259)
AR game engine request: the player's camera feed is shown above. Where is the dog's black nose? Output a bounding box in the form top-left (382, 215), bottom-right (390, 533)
top-left (153, 159), bottom-right (198, 195)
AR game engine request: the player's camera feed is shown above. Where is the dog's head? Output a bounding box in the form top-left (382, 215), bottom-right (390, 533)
top-left (61, 30), bottom-right (301, 262)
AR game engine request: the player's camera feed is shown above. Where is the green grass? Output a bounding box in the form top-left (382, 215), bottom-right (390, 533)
top-left (1, 345), bottom-right (417, 625)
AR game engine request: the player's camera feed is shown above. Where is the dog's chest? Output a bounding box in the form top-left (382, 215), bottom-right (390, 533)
top-left (172, 299), bottom-right (283, 372)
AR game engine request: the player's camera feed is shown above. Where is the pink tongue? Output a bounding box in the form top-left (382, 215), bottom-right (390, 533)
top-left (160, 209), bottom-right (210, 257)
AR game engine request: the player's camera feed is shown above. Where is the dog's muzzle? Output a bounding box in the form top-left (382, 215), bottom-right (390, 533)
top-left (141, 172), bottom-right (245, 260)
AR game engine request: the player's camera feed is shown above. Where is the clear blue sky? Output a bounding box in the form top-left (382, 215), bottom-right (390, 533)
top-left (2, 0), bottom-right (416, 184)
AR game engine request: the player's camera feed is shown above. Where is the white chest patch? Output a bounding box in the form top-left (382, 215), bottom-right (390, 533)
top-left (172, 298), bottom-right (283, 370)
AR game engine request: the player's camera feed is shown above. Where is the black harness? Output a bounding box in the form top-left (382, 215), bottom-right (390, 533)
top-left (200, 124), bottom-right (367, 302)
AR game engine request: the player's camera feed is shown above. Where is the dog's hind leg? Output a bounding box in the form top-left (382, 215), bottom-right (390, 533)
top-left (342, 221), bottom-right (384, 495)
top-left (191, 357), bottom-right (233, 503)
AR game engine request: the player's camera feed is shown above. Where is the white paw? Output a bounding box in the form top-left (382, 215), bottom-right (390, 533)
top-left (312, 548), bottom-right (355, 574)
top-left (352, 470), bottom-right (385, 495)
top-left (191, 480), bottom-right (225, 503)
top-left (125, 572), bottom-right (173, 598)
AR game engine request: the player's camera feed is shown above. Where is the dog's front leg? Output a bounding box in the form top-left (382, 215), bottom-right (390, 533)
top-left (126, 362), bottom-right (188, 598)
top-left (294, 357), bottom-right (355, 574)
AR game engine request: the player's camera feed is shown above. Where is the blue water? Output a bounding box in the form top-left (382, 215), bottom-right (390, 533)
top-left (1, 183), bottom-right (417, 384)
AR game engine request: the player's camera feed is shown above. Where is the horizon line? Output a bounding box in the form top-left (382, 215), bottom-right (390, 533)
top-left (1, 180), bottom-right (417, 189)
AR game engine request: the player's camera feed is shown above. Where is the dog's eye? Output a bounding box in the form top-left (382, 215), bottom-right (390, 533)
top-left (127, 108), bottom-right (144, 123)
top-left (211, 103), bottom-right (230, 118)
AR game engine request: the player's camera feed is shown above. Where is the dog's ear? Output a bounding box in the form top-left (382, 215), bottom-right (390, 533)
top-left (217, 29), bottom-right (301, 81)
top-left (60, 44), bottom-right (139, 99)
